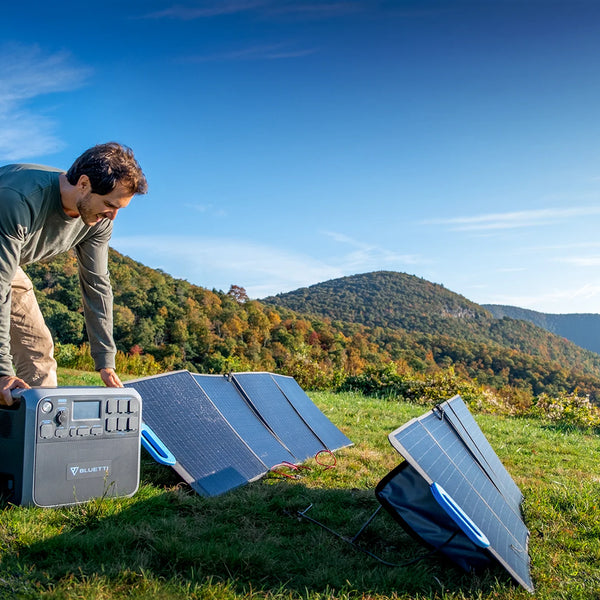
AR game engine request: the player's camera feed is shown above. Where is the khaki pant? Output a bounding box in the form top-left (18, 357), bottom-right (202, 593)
top-left (9, 267), bottom-right (57, 387)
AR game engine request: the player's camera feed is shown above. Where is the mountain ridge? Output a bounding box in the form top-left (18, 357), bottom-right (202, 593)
top-left (262, 270), bottom-right (600, 380)
top-left (24, 257), bottom-right (600, 401)
top-left (483, 304), bottom-right (600, 355)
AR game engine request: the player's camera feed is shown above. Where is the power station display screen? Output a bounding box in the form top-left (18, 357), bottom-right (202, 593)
top-left (72, 400), bottom-right (101, 420)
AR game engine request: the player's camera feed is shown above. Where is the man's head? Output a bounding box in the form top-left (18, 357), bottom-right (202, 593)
top-left (66, 142), bottom-right (148, 196)
top-left (64, 142), bottom-right (147, 226)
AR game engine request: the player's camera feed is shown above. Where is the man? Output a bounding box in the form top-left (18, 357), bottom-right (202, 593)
top-left (0, 142), bottom-right (148, 405)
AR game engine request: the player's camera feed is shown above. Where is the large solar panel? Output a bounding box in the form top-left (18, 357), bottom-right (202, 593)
top-left (126, 371), bottom-right (267, 496)
top-left (192, 374), bottom-right (297, 467)
top-left (272, 374), bottom-right (353, 452)
top-left (384, 395), bottom-right (533, 593)
top-left (232, 372), bottom-right (326, 461)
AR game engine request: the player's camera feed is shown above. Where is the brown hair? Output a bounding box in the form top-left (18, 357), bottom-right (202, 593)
top-left (66, 142), bottom-right (148, 196)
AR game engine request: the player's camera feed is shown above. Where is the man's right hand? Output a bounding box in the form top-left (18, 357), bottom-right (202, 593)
top-left (0, 375), bottom-right (30, 406)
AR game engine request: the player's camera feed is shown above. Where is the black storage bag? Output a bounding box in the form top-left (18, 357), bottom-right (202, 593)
top-left (375, 461), bottom-right (493, 572)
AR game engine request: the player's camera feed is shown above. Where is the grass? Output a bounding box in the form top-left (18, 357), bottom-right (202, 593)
top-left (0, 371), bottom-right (599, 599)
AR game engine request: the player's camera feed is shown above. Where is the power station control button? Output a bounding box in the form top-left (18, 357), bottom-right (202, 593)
top-left (91, 425), bottom-right (103, 436)
top-left (55, 427), bottom-right (68, 438)
top-left (40, 423), bottom-right (54, 439)
top-left (41, 401), bottom-right (53, 414)
top-left (107, 399), bottom-right (118, 414)
top-left (56, 410), bottom-right (68, 426)
top-left (77, 426), bottom-right (90, 436)
top-left (69, 427), bottom-right (78, 437)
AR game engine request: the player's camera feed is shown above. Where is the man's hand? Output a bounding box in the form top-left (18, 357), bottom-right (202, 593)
top-left (0, 375), bottom-right (30, 406)
top-left (99, 368), bottom-right (123, 388)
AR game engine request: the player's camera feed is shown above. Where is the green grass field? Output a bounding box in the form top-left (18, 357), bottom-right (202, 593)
top-left (0, 371), bottom-right (598, 599)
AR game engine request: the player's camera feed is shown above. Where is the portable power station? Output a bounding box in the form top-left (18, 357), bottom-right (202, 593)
top-left (0, 387), bottom-right (142, 507)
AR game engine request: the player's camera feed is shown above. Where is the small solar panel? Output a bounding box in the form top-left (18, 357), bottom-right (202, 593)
top-left (192, 374), bottom-right (296, 467)
top-left (272, 374), bottom-right (352, 451)
top-left (386, 395), bottom-right (533, 592)
top-left (126, 371), bottom-right (267, 496)
top-left (232, 372), bottom-right (325, 461)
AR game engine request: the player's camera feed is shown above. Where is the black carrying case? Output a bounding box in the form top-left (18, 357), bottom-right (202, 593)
top-left (375, 461), bottom-right (493, 573)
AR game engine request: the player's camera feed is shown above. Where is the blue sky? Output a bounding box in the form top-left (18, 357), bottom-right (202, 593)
top-left (2, 1), bottom-right (600, 314)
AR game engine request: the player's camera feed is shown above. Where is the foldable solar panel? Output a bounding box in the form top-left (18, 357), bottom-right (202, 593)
top-left (379, 395), bottom-right (533, 592)
top-left (192, 374), bottom-right (296, 467)
top-left (272, 374), bottom-right (353, 451)
top-left (232, 372), bottom-right (325, 461)
top-left (126, 371), bottom-right (267, 496)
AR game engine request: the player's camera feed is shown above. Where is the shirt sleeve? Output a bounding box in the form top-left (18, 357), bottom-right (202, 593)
top-left (75, 222), bottom-right (117, 371)
top-left (0, 188), bottom-right (30, 376)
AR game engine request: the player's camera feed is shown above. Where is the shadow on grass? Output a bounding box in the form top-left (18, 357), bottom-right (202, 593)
top-left (0, 458), bottom-right (515, 599)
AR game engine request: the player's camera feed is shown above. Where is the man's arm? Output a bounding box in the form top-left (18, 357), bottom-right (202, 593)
top-left (0, 188), bottom-right (30, 402)
top-left (75, 224), bottom-right (121, 387)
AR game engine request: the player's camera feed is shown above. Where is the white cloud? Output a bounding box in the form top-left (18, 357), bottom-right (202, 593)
top-left (111, 235), bottom-right (344, 297)
top-left (321, 230), bottom-right (423, 269)
top-left (143, 0), bottom-right (363, 20)
top-left (0, 43), bottom-right (90, 161)
top-left (184, 203), bottom-right (228, 217)
top-left (558, 256), bottom-right (600, 267)
top-left (180, 43), bottom-right (317, 62)
top-left (143, 0), bottom-right (270, 20)
top-left (425, 206), bottom-right (600, 232)
top-left (112, 231), bottom-right (425, 298)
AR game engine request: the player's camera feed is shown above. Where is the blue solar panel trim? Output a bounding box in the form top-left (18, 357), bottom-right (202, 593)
top-left (192, 374), bottom-right (296, 468)
top-left (438, 396), bottom-right (523, 513)
top-left (388, 404), bottom-right (533, 593)
top-left (126, 371), bottom-right (267, 497)
top-left (233, 372), bottom-right (325, 461)
top-left (271, 374), bottom-right (353, 451)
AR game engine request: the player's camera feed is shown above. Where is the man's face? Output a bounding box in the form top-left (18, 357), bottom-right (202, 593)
top-left (76, 182), bottom-right (133, 226)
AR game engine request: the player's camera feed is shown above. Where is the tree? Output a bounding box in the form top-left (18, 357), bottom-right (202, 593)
top-left (227, 285), bottom-right (249, 304)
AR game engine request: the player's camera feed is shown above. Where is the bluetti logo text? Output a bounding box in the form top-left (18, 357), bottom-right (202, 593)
top-left (67, 461), bottom-right (112, 480)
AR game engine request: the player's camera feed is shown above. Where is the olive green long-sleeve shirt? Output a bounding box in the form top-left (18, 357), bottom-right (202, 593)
top-left (0, 163), bottom-right (116, 376)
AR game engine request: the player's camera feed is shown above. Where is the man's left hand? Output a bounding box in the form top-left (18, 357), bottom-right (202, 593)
top-left (99, 368), bottom-right (123, 388)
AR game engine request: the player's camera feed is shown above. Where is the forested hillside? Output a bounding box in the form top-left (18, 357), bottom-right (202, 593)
top-left (267, 271), bottom-right (490, 334)
top-left (263, 271), bottom-right (600, 371)
top-left (484, 303), bottom-right (600, 355)
top-left (263, 271), bottom-right (600, 398)
top-left (23, 255), bottom-right (600, 402)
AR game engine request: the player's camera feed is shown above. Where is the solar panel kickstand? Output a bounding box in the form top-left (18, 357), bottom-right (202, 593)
top-left (296, 503), bottom-right (456, 568)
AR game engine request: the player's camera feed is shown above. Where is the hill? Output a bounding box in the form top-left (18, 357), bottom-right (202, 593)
top-left (484, 304), bottom-right (600, 355)
top-left (262, 271), bottom-right (600, 367)
top-left (23, 257), bottom-right (600, 402)
top-left (263, 271), bottom-right (600, 398)
top-left (266, 271), bottom-right (490, 333)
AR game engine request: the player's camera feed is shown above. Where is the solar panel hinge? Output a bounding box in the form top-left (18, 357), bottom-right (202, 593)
top-left (433, 404), bottom-right (445, 420)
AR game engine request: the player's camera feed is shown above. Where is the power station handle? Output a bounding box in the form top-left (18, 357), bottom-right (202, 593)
top-left (140, 423), bottom-right (176, 466)
top-left (430, 482), bottom-right (490, 548)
